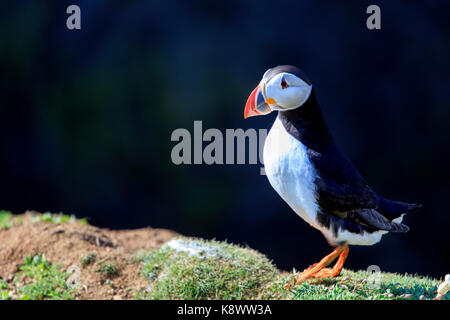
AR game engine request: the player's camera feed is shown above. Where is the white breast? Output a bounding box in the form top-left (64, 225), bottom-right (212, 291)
top-left (263, 117), bottom-right (387, 246)
top-left (263, 117), bottom-right (320, 228)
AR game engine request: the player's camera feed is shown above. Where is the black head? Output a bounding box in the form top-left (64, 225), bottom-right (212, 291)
top-left (244, 65), bottom-right (313, 118)
top-left (262, 65), bottom-right (312, 86)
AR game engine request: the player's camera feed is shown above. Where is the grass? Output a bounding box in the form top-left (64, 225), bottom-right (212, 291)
top-left (0, 210), bottom-right (19, 230)
top-left (10, 254), bottom-right (75, 300)
top-left (287, 269), bottom-right (443, 300)
top-left (80, 252), bottom-right (96, 266)
top-left (1, 211), bottom-right (448, 300)
top-left (30, 212), bottom-right (88, 225)
top-left (0, 279), bottom-right (9, 300)
top-left (0, 210), bottom-right (87, 230)
top-left (97, 262), bottom-right (118, 278)
top-left (136, 237), bottom-right (280, 299)
top-left (136, 237), bottom-right (449, 300)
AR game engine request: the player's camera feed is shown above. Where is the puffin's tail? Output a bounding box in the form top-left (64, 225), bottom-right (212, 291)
top-left (377, 197), bottom-right (422, 221)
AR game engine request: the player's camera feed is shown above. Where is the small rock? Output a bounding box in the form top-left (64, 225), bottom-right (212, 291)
top-left (113, 295), bottom-right (122, 300)
top-left (435, 275), bottom-right (450, 300)
top-left (420, 295), bottom-right (426, 300)
top-left (404, 294), bottom-right (412, 299)
top-left (108, 289), bottom-right (115, 295)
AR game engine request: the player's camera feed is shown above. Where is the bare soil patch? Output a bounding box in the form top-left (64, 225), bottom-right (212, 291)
top-left (0, 211), bottom-right (178, 299)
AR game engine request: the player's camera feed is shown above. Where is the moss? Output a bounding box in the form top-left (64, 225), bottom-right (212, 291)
top-left (136, 237), bottom-right (449, 300)
top-left (137, 237), bottom-right (287, 299)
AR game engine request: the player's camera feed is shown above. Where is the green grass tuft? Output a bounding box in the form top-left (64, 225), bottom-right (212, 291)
top-left (30, 212), bottom-right (88, 225)
top-left (80, 252), bottom-right (96, 266)
top-left (14, 254), bottom-right (75, 300)
top-left (136, 237), bottom-right (282, 299)
top-left (0, 290), bottom-right (10, 300)
top-left (0, 210), bottom-right (16, 230)
top-left (0, 279), bottom-right (9, 300)
top-left (1, 210), bottom-right (87, 230)
top-left (0, 279), bottom-right (8, 290)
top-left (97, 262), bottom-right (118, 278)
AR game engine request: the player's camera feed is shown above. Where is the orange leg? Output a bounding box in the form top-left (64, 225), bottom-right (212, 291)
top-left (312, 245), bottom-right (349, 278)
top-left (285, 244), bottom-right (349, 289)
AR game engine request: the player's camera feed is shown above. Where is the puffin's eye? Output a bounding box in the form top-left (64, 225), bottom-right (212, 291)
top-left (281, 79), bottom-right (288, 89)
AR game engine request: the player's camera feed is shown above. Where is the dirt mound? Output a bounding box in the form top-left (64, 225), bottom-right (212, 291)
top-left (0, 211), bottom-right (178, 299)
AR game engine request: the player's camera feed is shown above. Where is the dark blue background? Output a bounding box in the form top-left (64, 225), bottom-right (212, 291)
top-left (0, 0), bottom-right (449, 277)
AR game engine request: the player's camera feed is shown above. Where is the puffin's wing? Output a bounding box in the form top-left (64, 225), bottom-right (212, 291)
top-left (352, 209), bottom-right (409, 232)
top-left (307, 148), bottom-right (379, 216)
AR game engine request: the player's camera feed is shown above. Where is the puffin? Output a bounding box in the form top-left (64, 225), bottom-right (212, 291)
top-left (244, 65), bottom-right (421, 288)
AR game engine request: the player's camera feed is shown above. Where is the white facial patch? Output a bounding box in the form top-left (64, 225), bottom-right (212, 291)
top-left (264, 72), bottom-right (312, 110)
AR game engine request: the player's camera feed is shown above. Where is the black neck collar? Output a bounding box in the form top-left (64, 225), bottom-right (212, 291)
top-left (277, 89), bottom-right (335, 151)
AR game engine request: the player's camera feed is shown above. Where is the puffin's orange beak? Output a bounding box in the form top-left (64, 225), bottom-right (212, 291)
top-left (244, 84), bottom-right (272, 119)
top-left (244, 85), bottom-right (261, 119)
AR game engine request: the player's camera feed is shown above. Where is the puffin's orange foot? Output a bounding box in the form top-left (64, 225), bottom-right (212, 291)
top-left (312, 267), bottom-right (340, 278)
top-left (290, 244), bottom-right (349, 285)
top-left (312, 246), bottom-right (349, 278)
top-left (312, 267), bottom-right (334, 278)
top-left (285, 263), bottom-right (320, 290)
